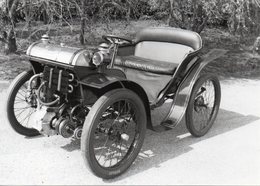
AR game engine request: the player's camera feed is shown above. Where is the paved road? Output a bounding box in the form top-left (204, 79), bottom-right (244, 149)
top-left (0, 78), bottom-right (260, 185)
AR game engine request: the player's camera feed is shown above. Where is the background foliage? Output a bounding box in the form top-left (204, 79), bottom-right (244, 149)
top-left (0, 0), bottom-right (260, 53)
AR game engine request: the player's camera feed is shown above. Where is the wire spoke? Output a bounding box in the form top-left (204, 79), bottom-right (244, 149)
top-left (93, 99), bottom-right (139, 168)
top-left (15, 96), bottom-right (26, 101)
top-left (14, 100), bottom-right (26, 104)
top-left (14, 106), bottom-right (32, 110)
top-left (17, 91), bottom-right (26, 98)
top-left (19, 109), bottom-right (34, 125)
top-left (97, 136), bottom-right (110, 162)
top-left (15, 108), bottom-right (28, 117)
top-left (25, 109), bottom-right (34, 127)
top-left (193, 79), bottom-right (216, 132)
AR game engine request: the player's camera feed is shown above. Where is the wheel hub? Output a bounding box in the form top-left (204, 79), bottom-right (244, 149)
top-left (98, 117), bottom-right (129, 142)
top-left (111, 118), bottom-right (127, 140)
top-left (194, 96), bottom-right (207, 112)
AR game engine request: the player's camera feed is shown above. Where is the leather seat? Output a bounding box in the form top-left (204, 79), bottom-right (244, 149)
top-left (134, 27), bottom-right (202, 51)
top-left (115, 27), bottom-right (202, 75)
top-left (115, 55), bottom-right (178, 75)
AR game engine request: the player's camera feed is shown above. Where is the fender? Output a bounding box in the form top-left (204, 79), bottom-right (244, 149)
top-left (79, 69), bottom-right (152, 129)
top-left (78, 68), bottom-right (126, 89)
top-left (152, 49), bottom-right (227, 132)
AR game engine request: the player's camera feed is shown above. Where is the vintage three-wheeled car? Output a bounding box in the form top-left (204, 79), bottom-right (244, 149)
top-left (6, 27), bottom-right (224, 179)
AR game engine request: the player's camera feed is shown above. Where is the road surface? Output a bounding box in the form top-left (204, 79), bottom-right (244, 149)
top-left (0, 78), bottom-right (259, 185)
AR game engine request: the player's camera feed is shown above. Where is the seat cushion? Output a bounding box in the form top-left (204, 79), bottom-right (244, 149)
top-left (114, 55), bottom-right (178, 75)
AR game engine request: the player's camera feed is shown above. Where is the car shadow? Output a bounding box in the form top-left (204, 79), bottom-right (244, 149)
top-left (59, 108), bottom-right (259, 181)
top-left (61, 137), bottom-right (80, 152)
top-left (102, 108), bottom-right (259, 182)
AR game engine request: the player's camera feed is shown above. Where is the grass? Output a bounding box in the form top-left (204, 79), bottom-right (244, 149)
top-left (1, 20), bottom-right (260, 81)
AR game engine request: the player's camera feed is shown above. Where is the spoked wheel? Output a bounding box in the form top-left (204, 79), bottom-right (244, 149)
top-left (81, 89), bottom-right (146, 179)
top-left (186, 74), bottom-right (221, 137)
top-left (6, 70), bottom-right (40, 137)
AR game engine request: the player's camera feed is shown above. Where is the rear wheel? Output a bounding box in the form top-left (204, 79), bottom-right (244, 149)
top-left (6, 70), bottom-right (40, 137)
top-left (185, 74), bottom-right (221, 137)
top-left (81, 89), bottom-right (146, 179)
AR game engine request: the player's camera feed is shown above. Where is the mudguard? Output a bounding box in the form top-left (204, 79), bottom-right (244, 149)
top-left (78, 69), bottom-right (152, 129)
top-left (78, 68), bottom-right (126, 89)
top-left (152, 49), bottom-right (227, 131)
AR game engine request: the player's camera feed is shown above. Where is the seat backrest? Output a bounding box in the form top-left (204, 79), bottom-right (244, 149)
top-left (135, 41), bottom-right (193, 63)
top-left (134, 27), bottom-right (202, 63)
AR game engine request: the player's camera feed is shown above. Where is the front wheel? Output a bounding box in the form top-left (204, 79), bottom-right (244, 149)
top-left (81, 89), bottom-right (147, 179)
top-left (6, 70), bottom-right (40, 137)
top-left (185, 74), bottom-right (221, 137)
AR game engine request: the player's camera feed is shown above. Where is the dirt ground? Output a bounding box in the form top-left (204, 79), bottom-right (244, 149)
top-left (0, 78), bottom-right (259, 185)
top-left (1, 20), bottom-right (260, 81)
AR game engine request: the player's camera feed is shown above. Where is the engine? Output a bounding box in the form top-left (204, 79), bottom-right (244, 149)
top-left (27, 66), bottom-right (88, 139)
top-left (25, 35), bottom-right (112, 138)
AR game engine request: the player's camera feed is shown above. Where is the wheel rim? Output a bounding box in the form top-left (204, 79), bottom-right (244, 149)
top-left (192, 79), bottom-right (216, 132)
top-left (92, 99), bottom-right (139, 168)
top-left (13, 81), bottom-right (37, 129)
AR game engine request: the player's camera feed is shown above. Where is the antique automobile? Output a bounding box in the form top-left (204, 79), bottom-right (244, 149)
top-left (5, 27), bottom-right (225, 179)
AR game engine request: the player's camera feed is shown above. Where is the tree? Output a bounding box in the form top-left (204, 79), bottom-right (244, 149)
top-left (167, 0), bottom-right (216, 34)
top-left (79, 0), bottom-right (87, 45)
top-left (0, 0), bottom-right (19, 54)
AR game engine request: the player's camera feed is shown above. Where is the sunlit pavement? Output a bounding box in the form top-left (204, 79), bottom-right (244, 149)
top-left (0, 78), bottom-right (259, 185)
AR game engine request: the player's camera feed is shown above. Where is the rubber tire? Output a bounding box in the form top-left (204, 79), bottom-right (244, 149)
top-left (81, 89), bottom-right (147, 179)
top-left (6, 70), bottom-right (40, 137)
top-left (185, 74), bottom-right (221, 137)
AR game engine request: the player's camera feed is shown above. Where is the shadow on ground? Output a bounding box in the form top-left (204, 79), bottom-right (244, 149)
top-left (0, 84), bottom-right (258, 182)
top-left (59, 107), bottom-right (259, 182)
top-left (103, 108), bottom-right (259, 182)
